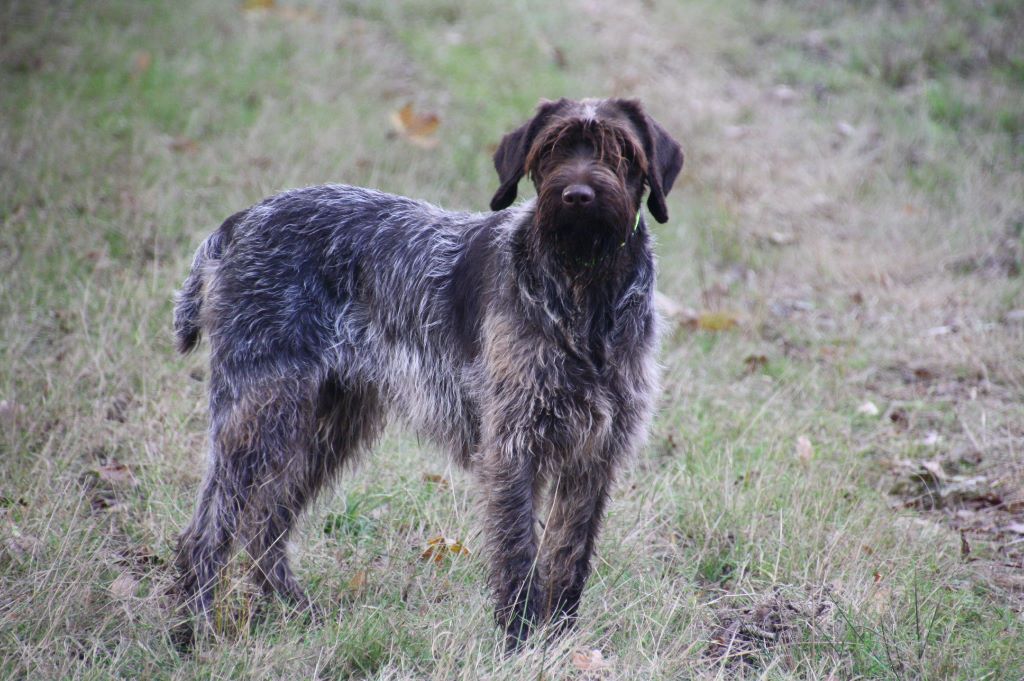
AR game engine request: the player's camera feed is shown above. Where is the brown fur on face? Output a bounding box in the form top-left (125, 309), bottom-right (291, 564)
top-left (528, 117), bottom-right (644, 264)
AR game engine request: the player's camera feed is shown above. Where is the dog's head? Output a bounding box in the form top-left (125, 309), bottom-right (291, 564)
top-left (490, 98), bottom-right (683, 254)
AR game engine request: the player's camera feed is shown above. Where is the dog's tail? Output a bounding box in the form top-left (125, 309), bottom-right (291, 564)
top-left (173, 210), bottom-right (244, 354)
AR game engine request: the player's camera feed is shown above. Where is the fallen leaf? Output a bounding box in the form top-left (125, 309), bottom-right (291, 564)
top-left (347, 569), bottom-right (368, 592)
top-left (422, 473), bottom-right (450, 489)
top-left (130, 50), bottom-right (151, 78)
top-left (420, 535), bottom-right (470, 563)
top-left (795, 435), bottom-right (813, 464)
top-left (697, 311), bottom-right (739, 332)
top-left (835, 120), bottom-right (856, 138)
top-left (169, 136), bottom-right (199, 154)
top-left (551, 46), bottom-right (568, 69)
top-left (757, 231), bottom-right (796, 246)
top-left (110, 572), bottom-right (139, 599)
top-left (242, 0), bottom-right (275, 10)
top-left (743, 354), bottom-right (768, 374)
top-left (390, 104), bottom-right (440, 149)
top-left (447, 540), bottom-right (470, 557)
top-left (856, 401), bottom-right (879, 416)
top-left (97, 461), bottom-right (137, 487)
top-left (572, 648), bottom-right (609, 673)
top-left (723, 124), bottom-right (749, 140)
top-left (274, 6), bottom-right (319, 21)
top-left (420, 536), bottom-right (447, 563)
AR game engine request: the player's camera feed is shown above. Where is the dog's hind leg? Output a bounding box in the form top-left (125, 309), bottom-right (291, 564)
top-left (246, 375), bottom-right (384, 609)
top-left (173, 379), bottom-right (272, 642)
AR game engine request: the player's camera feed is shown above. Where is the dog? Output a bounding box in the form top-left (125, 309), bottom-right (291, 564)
top-left (172, 97), bottom-right (683, 649)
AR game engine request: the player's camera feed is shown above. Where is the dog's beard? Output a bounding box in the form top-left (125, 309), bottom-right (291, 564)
top-left (535, 181), bottom-right (635, 266)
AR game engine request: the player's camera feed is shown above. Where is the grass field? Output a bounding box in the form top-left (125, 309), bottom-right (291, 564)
top-left (2, 0), bottom-right (1023, 678)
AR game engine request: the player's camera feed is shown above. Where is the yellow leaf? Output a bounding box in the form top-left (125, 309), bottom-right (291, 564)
top-left (447, 541), bottom-right (470, 558)
top-left (390, 104), bottom-right (441, 149)
top-left (420, 535), bottom-right (447, 563)
top-left (420, 535), bottom-right (469, 563)
top-left (697, 311), bottom-right (739, 331)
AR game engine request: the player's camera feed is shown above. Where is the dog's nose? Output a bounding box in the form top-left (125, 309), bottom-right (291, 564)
top-left (562, 184), bottom-right (595, 207)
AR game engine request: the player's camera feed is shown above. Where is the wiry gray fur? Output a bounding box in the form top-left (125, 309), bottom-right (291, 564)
top-left (172, 97), bottom-right (683, 651)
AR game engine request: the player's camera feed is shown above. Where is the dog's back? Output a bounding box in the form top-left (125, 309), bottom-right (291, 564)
top-left (174, 184), bottom-right (510, 460)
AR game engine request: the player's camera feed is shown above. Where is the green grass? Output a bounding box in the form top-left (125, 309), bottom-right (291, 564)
top-left (2, 0), bottom-right (1023, 678)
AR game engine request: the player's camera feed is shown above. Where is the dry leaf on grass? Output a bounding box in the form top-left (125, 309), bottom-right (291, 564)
top-left (241, 0), bottom-right (318, 21)
top-left (96, 461), bottom-right (137, 487)
top-left (421, 473), bottom-right (450, 489)
top-left (347, 569), bottom-right (368, 593)
top-left (856, 401), bottom-right (879, 416)
top-left (130, 51), bottom-right (151, 78)
top-left (743, 354), bottom-right (768, 374)
top-left (390, 104), bottom-right (440, 149)
top-left (572, 648), bottom-right (610, 674)
top-left (169, 137), bottom-right (199, 154)
top-left (756, 231), bottom-right (796, 247)
top-left (795, 435), bottom-right (813, 464)
top-left (697, 311), bottom-right (739, 332)
top-left (110, 572), bottom-right (139, 600)
top-left (420, 535), bottom-right (470, 563)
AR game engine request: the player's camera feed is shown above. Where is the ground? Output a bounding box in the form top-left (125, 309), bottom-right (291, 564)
top-left (1, 0), bottom-right (1022, 678)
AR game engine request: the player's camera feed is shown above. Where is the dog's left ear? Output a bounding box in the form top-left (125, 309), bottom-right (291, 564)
top-left (490, 99), bottom-right (566, 211)
top-left (617, 100), bottom-right (684, 224)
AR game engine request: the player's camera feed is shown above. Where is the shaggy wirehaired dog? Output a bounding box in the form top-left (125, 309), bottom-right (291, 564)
top-left (173, 97), bottom-right (683, 649)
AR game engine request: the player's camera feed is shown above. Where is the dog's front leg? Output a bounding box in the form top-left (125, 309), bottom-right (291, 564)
top-left (542, 458), bottom-right (613, 633)
top-left (480, 437), bottom-right (544, 652)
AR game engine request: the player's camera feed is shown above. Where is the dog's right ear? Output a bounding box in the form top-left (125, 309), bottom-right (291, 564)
top-left (490, 99), bottom-right (565, 211)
